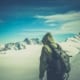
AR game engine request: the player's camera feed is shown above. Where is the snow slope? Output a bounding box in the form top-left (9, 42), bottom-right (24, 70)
top-left (59, 34), bottom-right (80, 56)
top-left (0, 34), bottom-right (80, 80)
top-left (0, 45), bottom-right (42, 80)
top-left (69, 52), bottom-right (80, 80)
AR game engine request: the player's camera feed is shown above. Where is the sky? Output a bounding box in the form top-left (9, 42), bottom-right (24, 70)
top-left (0, 0), bottom-right (80, 44)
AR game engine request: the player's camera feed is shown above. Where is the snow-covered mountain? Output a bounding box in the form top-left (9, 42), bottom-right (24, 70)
top-left (24, 38), bottom-right (41, 44)
top-left (0, 38), bottom-right (41, 51)
top-left (0, 42), bottom-right (26, 51)
top-left (0, 44), bottom-right (3, 48)
top-left (59, 33), bottom-right (80, 56)
top-left (0, 33), bottom-right (80, 80)
top-left (0, 33), bottom-right (80, 56)
top-left (0, 44), bottom-right (5, 50)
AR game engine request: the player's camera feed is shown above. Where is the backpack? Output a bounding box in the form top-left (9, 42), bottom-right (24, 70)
top-left (60, 50), bottom-right (71, 73)
top-left (48, 44), bottom-right (71, 74)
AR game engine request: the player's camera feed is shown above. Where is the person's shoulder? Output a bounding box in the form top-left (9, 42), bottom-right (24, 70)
top-left (56, 43), bottom-right (62, 50)
top-left (42, 45), bottom-right (52, 54)
top-left (43, 44), bottom-right (49, 50)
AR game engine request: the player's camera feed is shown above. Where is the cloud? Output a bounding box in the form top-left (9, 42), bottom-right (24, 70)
top-left (35, 11), bottom-right (80, 23)
top-left (20, 11), bottom-right (80, 36)
top-left (35, 11), bottom-right (80, 34)
top-left (48, 23), bottom-right (57, 26)
top-left (20, 20), bottom-right (80, 37)
top-left (61, 20), bottom-right (80, 34)
top-left (49, 20), bottom-right (80, 34)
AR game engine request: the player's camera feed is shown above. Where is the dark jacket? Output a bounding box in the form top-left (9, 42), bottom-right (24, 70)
top-left (39, 33), bottom-right (64, 80)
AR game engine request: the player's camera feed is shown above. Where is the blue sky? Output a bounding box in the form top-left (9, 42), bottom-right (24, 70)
top-left (0, 0), bottom-right (80, 44)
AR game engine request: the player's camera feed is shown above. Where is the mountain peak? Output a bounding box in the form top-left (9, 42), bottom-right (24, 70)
top-left (24, 38), bottom-right (31, 44)
top-left (60, 33), bottom-right (80, 56)
top-left (0, 38), bottom-right (41, 51)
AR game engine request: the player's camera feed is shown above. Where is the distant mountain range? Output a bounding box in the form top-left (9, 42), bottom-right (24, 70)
top-left (0, 38), bottom-right (41, 51)
top-left (59, 33), bottom-right (80, 56)
top-left (0, 33), bottom-right (80, 56)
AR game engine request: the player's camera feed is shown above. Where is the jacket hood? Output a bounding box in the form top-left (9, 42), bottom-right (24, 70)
top-left (42, 32), bottom-right (57, 48)
top-left (42, 32), bottom-right (56, 44)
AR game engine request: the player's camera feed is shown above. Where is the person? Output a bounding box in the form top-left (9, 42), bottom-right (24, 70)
top-left (39, 32), bottom-right (66, 80)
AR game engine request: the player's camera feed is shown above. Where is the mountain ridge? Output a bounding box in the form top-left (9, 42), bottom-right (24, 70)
top-left (0, 33), bottom-right (80, 56)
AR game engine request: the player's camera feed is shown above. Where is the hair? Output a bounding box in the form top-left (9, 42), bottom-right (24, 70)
top-left (42, 32), bottom-right (56, 44)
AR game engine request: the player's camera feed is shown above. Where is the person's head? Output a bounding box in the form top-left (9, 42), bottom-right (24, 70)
top-left (42, 32), bottom-right (56, 45)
